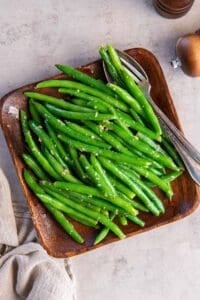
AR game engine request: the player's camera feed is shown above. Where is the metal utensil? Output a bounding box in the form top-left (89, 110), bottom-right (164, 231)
top-left (103, 49), bottom-right (200, 185)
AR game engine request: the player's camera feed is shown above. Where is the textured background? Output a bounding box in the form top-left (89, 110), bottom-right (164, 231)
top-left (0, 1), bottom-right (200, 299)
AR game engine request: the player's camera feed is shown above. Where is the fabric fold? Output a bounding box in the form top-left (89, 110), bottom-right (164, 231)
top-left (0, 243), bottom-right (74, 300)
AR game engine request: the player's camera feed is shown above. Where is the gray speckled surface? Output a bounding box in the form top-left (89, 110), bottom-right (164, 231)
top-left (0, 1), bottom-right (200, 299)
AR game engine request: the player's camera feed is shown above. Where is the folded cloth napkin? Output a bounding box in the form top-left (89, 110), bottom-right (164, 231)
top-left (0, 169), bottom-right (75, 300)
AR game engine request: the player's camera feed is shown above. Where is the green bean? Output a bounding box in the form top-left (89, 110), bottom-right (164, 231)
top-left (55, 64), bottom-right (114, 96)
top-left (68, 146), bottom-right (86, 182)
top-left (66, 121), bottom-right (102, 141)
top-left (29, 99), bottom-right (42, 124)
top-left (79, 154), bottom-right (106, 190)
top-left (44, 184), bottom-right (140, 224)
top-left (43, 147), bottom-right (79, 183)
top-left (115, 110), bottom-right (160, 141)
top-left (90, 154), bottom-right (116, 197)
top-left (41, 181), bottom-right (118, 212)
top-left (99, 157), bottom-right (160, 216)
top-left (118, 193), bottom-right (149, 212)
top-left (130, 109), bottom-right (145, 125)
top-left (108, 83), bottom-right (142, 115)
top-left (94, 212), bottom-right (116, 245)
top-left (116, 163), bottom-right (141, 178)
top-left (118, 215), bottom-right (128, 226)
top-left (107, 44), bottom-right (123, 72)
top-left (32, 102), bottom-right (111, 149)
top-left (44, 120), bottom-right (71, 164)
top-left (60, 89), bottom-right (110, 113)
top-left (137, 132), bottom-right (166, 154)
top-left (111, 123), bottom-right (178, 170)
top-left (120, 67), bottom-right (162, 135)
top-left (45, 205), bottom-right (84, 243)
top-left (28, 120), bottom-right (67, 167)
top-left (39, 180), bottom-right (98, 226)
top-left (22, 153), bottom-right (48, 180)
top-left (84, 121), bottom-right (131, 154)
top-left (63, 123), bottom-right (111, 149)
top-left (41, 182), bottom-right (100, 212)
top-left (150, 167), bottom-right (165, 177)
top-left (23, 170), bottom-right (45, 194)
top-left (107, 174), bottom-right (135, 199)
top-left (162, 170), bottom-right (183, 182)
top-left (79, 155), bottom-right (137, 215)
top-left (37, 193), bottom-right (125, 239)
top-left (99, 46), bottom-right (123, 86)
top-left (42, 192), bottom-right (99, 228)
top-left (146, 170), bottom-right (183, 188)
top-left (71, 98), bottom-right (87, 106)
top-left (20, 110), bottom-right (61, 180)
top-left (67, 89), bottom-right (111, 113)
top-left (131, 165), bottom-right (173, 198)
top-left (54, 181), bottom-right (137, 216)
top-left (162, 137), bottom-right (184, 169)
top-left (125, 144), bottom-right (165, 171)
top-left (43, 189), bottom-right (99, 228)
top-left (105, 44), bottom-right (162, 134)
top-left (72, 98), bottom-right (107, 113)
top-left (58, 134), bottom-right (152, 167)
top-left (127, 215), bottom-right (145, 227)
top-left (36, 80), bottom-right (129, 112)
top-left (45, 104), bottom-right (115, 121)
top-left (23, 170), bottom-right (86, 241)
top-left (119, 166), bottom-right (165, 213)
top-left (25, 92), bottom-right (93, 112)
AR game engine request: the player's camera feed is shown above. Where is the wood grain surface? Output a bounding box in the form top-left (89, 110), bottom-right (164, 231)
top-left (0, 48), bottom-right (199, 258)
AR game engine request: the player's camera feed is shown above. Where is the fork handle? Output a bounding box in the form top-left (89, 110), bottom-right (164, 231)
top-left (171, 141), bottom-right (200, 185)
top-left (146, 96), bottom-right (200, 185)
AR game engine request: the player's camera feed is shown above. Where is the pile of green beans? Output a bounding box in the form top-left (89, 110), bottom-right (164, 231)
top-left (21, 44), bottom-right (183, 245)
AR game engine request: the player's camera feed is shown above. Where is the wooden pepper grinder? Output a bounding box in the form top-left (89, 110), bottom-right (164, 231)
top-left (153, 0), bottom-right (195, 18)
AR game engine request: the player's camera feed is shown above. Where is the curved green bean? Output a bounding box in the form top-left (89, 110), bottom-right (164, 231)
top-left (108, 83), bottom-right (142, 115)
top-left (68, 145), bottom-right (86, 182)
top-left (120, 166), bottom-right (165, 213)
top-left (43, 147), bottom-right (79, 183)
top-left (84, 121), bottom-right (131, 154)
top-left (99, 47), bottom-right (123, 86)
top-left (54, 181), bottom-right (137, 216)
top-left (90, 154), bottom-right (116, 197)
top-left (22, 153), bottom-right (48, 180)
top-left (37, 193), bottom-right (125, 239)
top-left (99, 157), bottom-right (160, 216)
top-left (58, 134), bottom-right (151, 167)
top-left (29, 99), bottom-right (42, 124)
top-left (46, 104), bottom-right (116, 121)
top-left (115, 111), bottom-right (160, 141)
top-left (20, 110), bottom-right (61, 180)
top-left (44, 120), bottom-right (71, 164)
top-left (29, 120), bottom-right (67, 167)
top-left (111, 123), bottom-right (178, 171)
top-left (55, 64), bottom-right (114, 96)
top-left (25, 92), bottom-right (93, 112)
top-left (23, 170), bottom-right (85, 242)
top-left (36, 80), bottom-right (129, 112)
top-left (120, 68), bottom-right (162, 135)
top-left (94, 212), bottom-right (116, 245)
top-left (131, 165), bottom-right (173, 198)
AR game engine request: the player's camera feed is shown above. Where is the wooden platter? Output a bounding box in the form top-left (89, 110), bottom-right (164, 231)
top-left (0, 48), bottom-right (199, 258)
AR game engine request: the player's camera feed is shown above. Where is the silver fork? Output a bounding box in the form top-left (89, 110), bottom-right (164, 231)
top-left (103, 49), bottom-right (200, 185)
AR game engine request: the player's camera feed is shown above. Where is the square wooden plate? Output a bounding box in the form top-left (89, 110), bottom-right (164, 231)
top-left (0, 48), bottom-right (200, 258)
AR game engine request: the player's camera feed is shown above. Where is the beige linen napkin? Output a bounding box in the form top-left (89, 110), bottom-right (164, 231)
top-left (0, 168), bottom-right (18, 247)
top-left (0, 169), bottom-right (75, 300)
